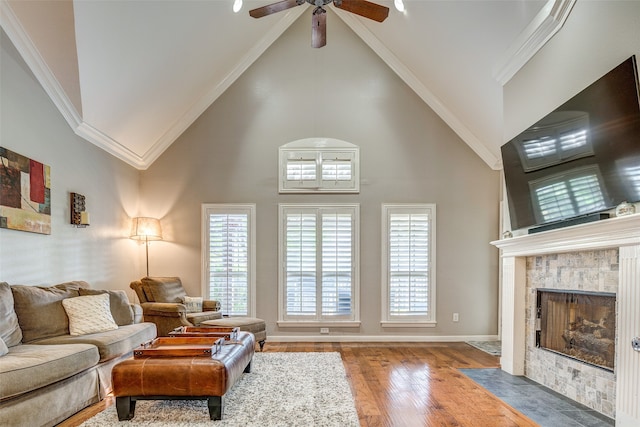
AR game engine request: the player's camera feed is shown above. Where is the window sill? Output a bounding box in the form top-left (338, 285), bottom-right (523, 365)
top-left (380, 321), bottom-right (437, 328)
top-left (277, 321), bottom-right (361, 328)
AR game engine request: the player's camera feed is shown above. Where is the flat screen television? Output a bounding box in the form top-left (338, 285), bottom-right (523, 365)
top-left (501, 55), bottom-right (640, 231)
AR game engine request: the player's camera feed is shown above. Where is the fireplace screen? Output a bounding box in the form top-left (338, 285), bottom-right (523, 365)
top-left (536, 289), bottom-right (616, 371)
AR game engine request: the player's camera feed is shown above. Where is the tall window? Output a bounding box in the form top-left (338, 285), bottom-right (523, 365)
top-left (202, 204), bottom-right (256, 317)
top-left (278, 204), bottom-right (360, 326)
top-left (381, 204), bottom-right (436, 327)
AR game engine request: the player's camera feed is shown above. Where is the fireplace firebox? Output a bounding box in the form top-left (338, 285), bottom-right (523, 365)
top-left (536, 289), bottom-right (616, 371)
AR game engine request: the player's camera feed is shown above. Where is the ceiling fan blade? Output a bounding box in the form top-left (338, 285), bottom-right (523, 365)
top-left (249, 0), bottom-right (301, 18)
top-left (311, 11), bottom-right (327, 48)
top-left (333, 0), bottom-right (389, 22)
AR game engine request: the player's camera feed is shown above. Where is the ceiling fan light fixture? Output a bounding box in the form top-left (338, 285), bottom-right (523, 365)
top-left (394, 0), bottom-right (405, 13)
top-left (233, 0), bottom-right (243, 13)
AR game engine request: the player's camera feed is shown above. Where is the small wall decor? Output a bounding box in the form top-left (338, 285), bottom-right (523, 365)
top-left (0, 147), bottom-right (51, 234)
top-left (70, 192), bottom-right (90, 227)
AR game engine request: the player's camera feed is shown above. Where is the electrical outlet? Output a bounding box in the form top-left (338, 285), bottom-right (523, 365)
top-left (453, 313), bottom-right (459, 322)
top-left (320, 327), bottom-right (329, 334)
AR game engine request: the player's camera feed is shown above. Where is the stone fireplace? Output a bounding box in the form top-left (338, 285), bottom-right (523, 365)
top-left (492, 214), bottom-right (640, 426)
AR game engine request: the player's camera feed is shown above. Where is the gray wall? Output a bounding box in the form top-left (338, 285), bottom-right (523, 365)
top-left (0, 29), bottom-right (141, 292)
top-left (505, 1), bottom-right (640, 141)
top-left (140, 12), bottom-right (501, 339)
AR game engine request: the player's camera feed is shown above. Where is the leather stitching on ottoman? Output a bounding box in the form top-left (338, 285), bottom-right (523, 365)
top-left (201, 317), bottom-right (266, 351)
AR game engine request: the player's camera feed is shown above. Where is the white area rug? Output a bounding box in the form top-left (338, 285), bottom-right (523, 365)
top-left (80, 352), bottom-right (359, 427)
top-left (466, 341), bottom-right (501, 356)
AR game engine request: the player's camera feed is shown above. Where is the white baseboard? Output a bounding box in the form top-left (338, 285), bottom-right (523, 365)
top-left (267, 334), bottom-right (500, 343)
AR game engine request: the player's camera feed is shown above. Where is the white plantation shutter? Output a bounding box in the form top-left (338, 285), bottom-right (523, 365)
top-left (320, 152), bottom-right (355, 189)
top-left (283, 151), bottom-right (318, 190)
top-left (321, 212), bottom-right (353, 315)
top-left (279, 145), bottom-right (359, 193)
top-left (202, 204), bottom-right (255, 317)
top-left (382, 204), bottom-right (436, 325)
top-left (285, 212), bottom-right (317, 315)
top-left (280, 204), bottom-right (359, 322)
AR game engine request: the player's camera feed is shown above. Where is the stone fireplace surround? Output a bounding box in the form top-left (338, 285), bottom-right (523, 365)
top-left (492, 214), bottom-right (640, 427)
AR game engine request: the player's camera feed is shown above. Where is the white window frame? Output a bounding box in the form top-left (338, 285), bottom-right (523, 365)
top-left (201, 203), bottom-right (256, 317)
top-left (278, 203), bottom-right (360, 327)
top-left (381, 204), bottom-right (437, 327)
top-left (279, 138), bottom-right (359, 193)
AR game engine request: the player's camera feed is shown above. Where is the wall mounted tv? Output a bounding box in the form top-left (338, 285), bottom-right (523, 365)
top-left (501, 55), bottom-right (640, 231)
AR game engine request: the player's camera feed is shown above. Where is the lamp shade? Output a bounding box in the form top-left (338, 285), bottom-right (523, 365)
top-left (130, 217), bottom-right (163, 241)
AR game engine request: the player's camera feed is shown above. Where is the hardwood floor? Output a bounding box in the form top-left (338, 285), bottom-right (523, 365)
top-left (59, 342), bottom-right (537, 427)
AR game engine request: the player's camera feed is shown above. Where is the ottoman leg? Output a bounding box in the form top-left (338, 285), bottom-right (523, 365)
top-left (207, 396), bottom-right (223, 420)
top-left (115, 396), bottom-right (135, 421)
top-left (259, 340), bottom-right (265, 351)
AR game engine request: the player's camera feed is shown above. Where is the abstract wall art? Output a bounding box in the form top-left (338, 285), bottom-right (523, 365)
top-left (0, 147), bottom-right (51, 234)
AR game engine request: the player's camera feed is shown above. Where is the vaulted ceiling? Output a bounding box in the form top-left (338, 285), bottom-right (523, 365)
top-left (0, 0), bottom-right (575, 170)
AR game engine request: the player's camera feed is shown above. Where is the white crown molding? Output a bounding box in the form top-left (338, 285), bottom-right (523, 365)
top-left (140, 6), bottom-right (308, 169)
top-left (2, 2), bottom-right (306, 170)
top-left (75, 122), bottom-right (146, 169)
top-left (0, 1), bottom-right (82, 129)
top-left (334, 10), bottom-right (501, 171)
top-left (493, 0), bottom-right (576, 86)
top-left (269, 334), bottom-right (499, 343)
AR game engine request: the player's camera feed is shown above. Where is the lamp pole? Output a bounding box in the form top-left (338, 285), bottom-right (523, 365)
top-left (145, 235), bottom-right (150, 277)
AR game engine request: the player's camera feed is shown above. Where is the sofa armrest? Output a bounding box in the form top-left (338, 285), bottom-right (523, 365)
top-left (131, 303), bottom-right (144, 323)
top-left (202, 300), bottom-right (221, 312)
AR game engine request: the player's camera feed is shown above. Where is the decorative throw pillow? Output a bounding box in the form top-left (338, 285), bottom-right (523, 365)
top-left (0, 337), bottom-right (8, 357)
top-left (0, 282), bottom-right (23, 347)
top-left (78, 288), bottom-right (134, 326)
top-left (181, 296), bottom-right (203, 313)
top-left (62, 294), bottom-right (119, 336)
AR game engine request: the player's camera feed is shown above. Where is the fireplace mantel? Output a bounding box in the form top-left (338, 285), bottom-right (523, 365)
top-left (491, 214), bottom-right (640, 257)
top-left (491, 213), bottom-right (640, 426)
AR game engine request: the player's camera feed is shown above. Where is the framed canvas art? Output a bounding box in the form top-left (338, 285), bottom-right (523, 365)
top-left (0, 147), bottom-right (51, 234)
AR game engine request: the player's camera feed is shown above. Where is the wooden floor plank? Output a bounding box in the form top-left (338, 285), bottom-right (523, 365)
top-left (57, 342), bottom-right (537, 427)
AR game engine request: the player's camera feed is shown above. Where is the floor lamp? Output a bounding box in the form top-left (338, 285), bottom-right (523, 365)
top-left (130, 217), bottom-right (163, 277)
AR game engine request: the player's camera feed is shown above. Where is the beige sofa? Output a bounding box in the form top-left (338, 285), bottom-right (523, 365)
top-left (0, 281), bottom-right (157, 427)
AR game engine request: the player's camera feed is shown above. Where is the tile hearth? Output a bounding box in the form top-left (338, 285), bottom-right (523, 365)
top-left (461, 368), bottom-right (614, 427)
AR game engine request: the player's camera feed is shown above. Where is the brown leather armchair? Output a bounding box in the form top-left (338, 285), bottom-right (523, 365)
top-left (130, 276), bottom-right (222, 336)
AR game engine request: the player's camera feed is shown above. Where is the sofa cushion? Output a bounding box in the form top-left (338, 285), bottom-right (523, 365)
top-left (142, 277), bottom-right (186, 303)
top-left (0, 343), bottom-right (99, 400)
top-left (62, 294), bottom-right (119, 336)
top-left (0, 338), bottom-right (7, 357)
top-left (0, 282), bottom-right (22, 347)
top-left (79, 288), bottom-right (134, 325)
top-left (33, 322), bottom-right (157, 362)
top-left (10, 282), bottom-right (89, 343)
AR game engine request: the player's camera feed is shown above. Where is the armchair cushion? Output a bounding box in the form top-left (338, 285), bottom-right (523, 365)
top-left (141, 277), bottom-right (186, 303)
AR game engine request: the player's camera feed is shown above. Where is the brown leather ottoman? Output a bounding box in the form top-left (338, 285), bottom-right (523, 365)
top-left (111, 332), bottom-right (255, 421)
top-left (201, 317), bottom-right (266, 351)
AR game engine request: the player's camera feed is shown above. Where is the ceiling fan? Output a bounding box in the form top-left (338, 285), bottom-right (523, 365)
top-left (249, 0), bottom-right (389, 48)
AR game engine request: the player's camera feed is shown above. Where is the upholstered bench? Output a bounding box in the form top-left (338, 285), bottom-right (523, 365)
top-left (201, 317), bottom-right (266, 351)
top-left (112, 332), bottom-right (254, 421)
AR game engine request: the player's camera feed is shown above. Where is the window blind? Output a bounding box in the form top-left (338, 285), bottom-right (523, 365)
top-left (388, 212), bottom-right (430, 316)
top-left (282, 206), bottom-right (357, 321)
top-left (208, 213), bottom-right (249, 316)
